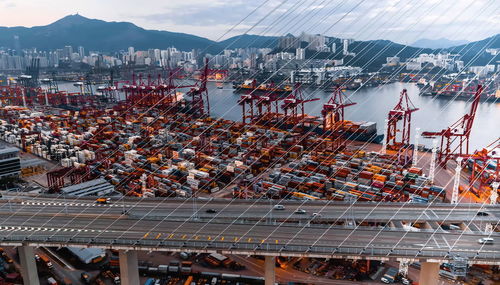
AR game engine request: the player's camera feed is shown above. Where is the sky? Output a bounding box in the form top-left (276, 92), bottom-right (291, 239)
top-left (0, 0), bottom-right (498, 44)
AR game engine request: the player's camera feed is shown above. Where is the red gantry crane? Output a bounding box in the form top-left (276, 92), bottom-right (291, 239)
top-left (459, 138), bottom-right (500, 198)
top-left (422, 85), bottom-right (483, 168)
top-left (188, 58), bottom-right (210, 118)
top-left (281, 84), bottom-right (319, 130)
top-left (386, 89), bottom-right (419, 165)
top-left (254, 92), bottom-right (285, 125)
top-left (321, 86), bottom-right (356, 152)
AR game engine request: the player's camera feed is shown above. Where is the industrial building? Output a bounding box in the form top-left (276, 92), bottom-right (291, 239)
top-left (0, 147), bottom-right (20, 179)
top-left (66, 247), bottom-right (106, 264)
top-left (60, 178), bottom-right (115, 197)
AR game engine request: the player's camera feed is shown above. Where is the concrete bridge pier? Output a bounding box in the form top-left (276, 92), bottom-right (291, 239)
top-left (18, 245), bottom-right (40, 285)
top-left (419, 262), bottom-right (440, 285)
top-left (264, 256), bottom-right (275, 285)
top-left (119, 250), bottom-right (140, 285)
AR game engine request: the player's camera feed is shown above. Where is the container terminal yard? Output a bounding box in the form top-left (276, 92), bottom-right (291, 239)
top-left (0, 57), bottom-right (498, 285)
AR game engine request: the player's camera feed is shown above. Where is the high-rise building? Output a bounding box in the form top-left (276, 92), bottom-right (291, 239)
top-left (279, 35), bottom-right (299, 50)
top-left (63, 46), bottom-right (73, 60)
top-left (343, 39), bottom-right (349, 55)
top-left (13, 35), bottom-right (21, 56)
top-left (78, 46), bottom-right (85, 58)
top-left (296, 48), bottom-right (306, 60)
top-left (128, 47), bottom-right (135, 56)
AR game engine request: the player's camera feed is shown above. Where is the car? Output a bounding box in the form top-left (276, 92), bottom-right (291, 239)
top-left (294, 209), bottom-right (307, 214)
top-left (96, 197), bottom-right (110, 204)
top-left (206, 209), bottom-right (217, 214)
top-left (81, 272), bottom-right (91, 284)
top-left (273, 205), bottom-right (285, 210)
top-left (478, 238), bottom-right (494, 244)
top-left (311, 212), bottom-right (322, 217)
top-left (35, 254), bottom-right (41, 262)
top-left (477, 211), bottom-right (489, 216)
top-left (401, 277), bottom-right (413, 285)
top-left (1, 252), bottom-right (13, 264)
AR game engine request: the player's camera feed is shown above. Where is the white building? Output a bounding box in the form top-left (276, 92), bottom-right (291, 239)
top-left (406, 62), bottom-right (422, 70)
top-left (343, 39), bottom-right (349, 55)
top-left (295, 48), bottom-right (306, 60)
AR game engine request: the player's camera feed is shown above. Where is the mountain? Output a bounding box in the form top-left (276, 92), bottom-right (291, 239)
top-left (0, 14), bottom-right (218, 53)
top-left (0, 14), bottom-right (279, 53)
top-left (0, 15), bottom-right (498, 71)
top-left (347, 40), bottom-right (435, 71)
top-left (446, 34), bottom-right (500, 66)
top-left (411, 38), bottom-right (469, 49)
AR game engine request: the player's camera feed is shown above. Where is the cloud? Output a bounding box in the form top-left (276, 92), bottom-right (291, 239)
top-left (0, 0), bottom-right (498, 43)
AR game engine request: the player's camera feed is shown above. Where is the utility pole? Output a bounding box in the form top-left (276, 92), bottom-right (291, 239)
top-left (412, 127), bottom-right (420, 167)
top-left (429, 139), bottom-right (437, 183)
top-left (399, 259), bottom-right (410, 278)
top-left (451, 157), bottom-right (463, 204)
top-left (381, 119), bottom-right (389, 154)
top-left (485, 182), bottom-right (499, 233)
top-left (192, 187), bottom-right (198, 220)
top-left (490, 182), bottom-right (499, 205)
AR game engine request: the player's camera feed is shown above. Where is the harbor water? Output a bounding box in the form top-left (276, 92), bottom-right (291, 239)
top-left (59, 81), bottom-right (499, 151)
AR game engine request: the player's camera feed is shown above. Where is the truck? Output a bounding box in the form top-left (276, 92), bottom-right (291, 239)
top-left (381, 267), bottom-right (399, 283)
top-left (205, 253), bottom-right (227, 267)
top-left (180, 261), bottom-right (193, 274)
top-left (40, 255), bottom-right (54, 269)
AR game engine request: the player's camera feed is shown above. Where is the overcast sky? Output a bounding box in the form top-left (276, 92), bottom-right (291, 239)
top-left (0, 0), bottom-right (498, 44)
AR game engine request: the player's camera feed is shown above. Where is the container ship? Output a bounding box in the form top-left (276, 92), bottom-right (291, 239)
top-left (419, 79), bottom-right (500, 102)
top-left (310, 119), bottom-right (383, 144)
top-left (233, 79), bottom-right (293, 94)
top-left (341, 121), bottom-right (384, 143)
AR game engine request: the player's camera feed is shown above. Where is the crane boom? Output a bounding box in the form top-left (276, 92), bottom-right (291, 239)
top-left (422, 85), bottom-right (483, 168)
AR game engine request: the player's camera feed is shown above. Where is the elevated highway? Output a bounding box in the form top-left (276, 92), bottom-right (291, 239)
top-left (0, 195), bottom-right (499, 284)
top-left (3, 195), bottom-right (500, 224)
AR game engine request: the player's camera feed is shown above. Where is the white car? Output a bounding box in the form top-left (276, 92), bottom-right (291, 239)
top-left (478, 238), bottom-right (494, 245)
top-left (273, 205), bottom-right (285, 210)
top-left (295, 209), bottom-right (307, 214)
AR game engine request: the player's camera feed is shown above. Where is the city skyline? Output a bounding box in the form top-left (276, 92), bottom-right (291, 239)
top-left (0, 0), bottom-right (498, 44)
